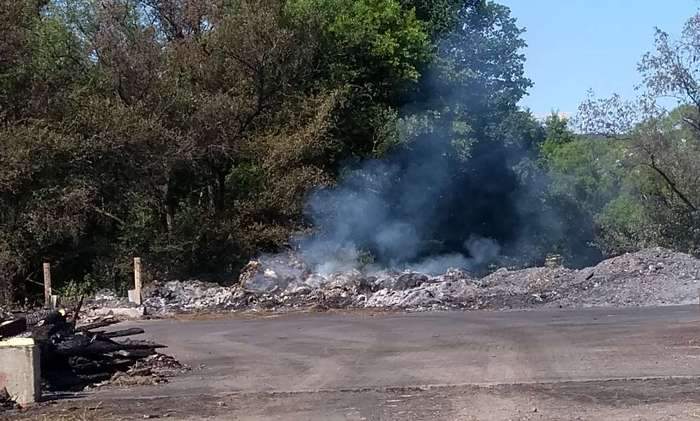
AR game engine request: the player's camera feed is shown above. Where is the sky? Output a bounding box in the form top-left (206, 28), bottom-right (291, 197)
top-left (501, 0), bottom-right (699, 117)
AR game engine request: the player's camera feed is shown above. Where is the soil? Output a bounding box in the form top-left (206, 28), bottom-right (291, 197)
top-left (6, 298), bottom-right (700, 420)
top-left (6, 378), bottom-right (700, 420)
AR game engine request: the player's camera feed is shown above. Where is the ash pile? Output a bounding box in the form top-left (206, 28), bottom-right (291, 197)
top-left (143, 247), bottom-right (700, 314)
top-left (0, 303), bottom-right (184, 392)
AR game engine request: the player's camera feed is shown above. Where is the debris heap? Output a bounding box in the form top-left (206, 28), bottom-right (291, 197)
top-left (142, 247), bottom-right (700, 314)
top-left (0, 303), bottom-right (177, 391)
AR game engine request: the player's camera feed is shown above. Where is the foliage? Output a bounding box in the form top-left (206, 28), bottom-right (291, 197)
top-left (4, 1), bottom-right (700, 304)
top-left (539, 113), bottom-right (575, 161)
top-left (551, 12), bottom-right (700, 259)
top-left (0, 0), bottom-right (341, 302)
top-left (540, 127), bottom-right (631, 261)
top-left (0, 0), bottom-right (474, 303)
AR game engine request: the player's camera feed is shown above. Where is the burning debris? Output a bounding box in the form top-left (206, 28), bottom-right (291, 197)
top-left (140, 247), bottom-right (700, 314)
top-left (0, 303), bottom-right (181, 393)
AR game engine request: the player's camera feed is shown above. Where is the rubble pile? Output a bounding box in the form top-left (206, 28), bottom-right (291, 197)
top-left (93, 353), bottom-right (190, 389)
top-left (140, 247), bottom-right (700, 314)
top-left (144, 280), bottom-right (248, 312)
top-left (87, 289), bottom-right (133, 308)
top-left (0, 306), bottom-right (177, 391)
top-left (556, 248), bottom-right (700, 307)
top-left (79, 290), bottom-right (146, 320)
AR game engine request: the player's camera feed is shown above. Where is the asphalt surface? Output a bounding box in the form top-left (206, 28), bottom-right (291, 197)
top-left (97, 305), bottom-right (700, 398)
top-left (12, 305), bottom-right (700, 420)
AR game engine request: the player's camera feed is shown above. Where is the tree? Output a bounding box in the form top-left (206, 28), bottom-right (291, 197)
top-left (0, 0), bottom-right (569, 302)
top-left (396, 0), bottom-right (537, 253)
top-left (284, 0), bottom-right (432, 159)
top-left (297, 0), bottom-right (550, 268)
top-left (639, 16), bottom-right (700, 131)
top-left (539, 113), bottom-right (575, 161)
top-left (573, 12), bottom-right (700, 256)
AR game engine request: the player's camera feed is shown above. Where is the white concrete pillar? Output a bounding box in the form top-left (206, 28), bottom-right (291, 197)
top-left (128, 257), bottom-right (143, 305)
top-left (0, 338), bottom-right (41, 405)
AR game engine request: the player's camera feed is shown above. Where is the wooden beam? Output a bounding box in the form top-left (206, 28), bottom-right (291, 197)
top-left (43, 263), bottom-right (52, 309)
top-left (131, 257), bottom-right (142, 305)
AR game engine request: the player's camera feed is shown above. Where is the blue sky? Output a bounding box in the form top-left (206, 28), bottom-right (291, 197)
top-left (501, 0), bottom-right (699, 117)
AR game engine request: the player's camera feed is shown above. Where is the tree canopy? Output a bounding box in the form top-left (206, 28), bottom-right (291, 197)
top-left (2, 0), bottom-right (700, 303)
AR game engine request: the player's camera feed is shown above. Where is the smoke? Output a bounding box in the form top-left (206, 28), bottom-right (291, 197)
top-left (288, 4), bottom-right (590, 275)
top-left (464, 235), bottom-right (501, 265)
top-left (403, 236), bottom-right (500, 274)
top-left (295, 118), bottom-right (532, 274)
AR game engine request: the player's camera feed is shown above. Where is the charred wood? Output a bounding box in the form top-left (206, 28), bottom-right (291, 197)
top-left (75, 318), bottom-right (120, 332)
top-left (0, 319), bottom-right (26, 338)
top-left (102, 328), bottom-right (145, 338)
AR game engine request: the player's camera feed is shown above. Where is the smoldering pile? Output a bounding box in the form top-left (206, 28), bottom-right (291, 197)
top-left (142, 247), bottom-right (700, 314)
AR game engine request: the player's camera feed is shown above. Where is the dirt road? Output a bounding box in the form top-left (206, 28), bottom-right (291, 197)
top-left (11, 305), bottom-right (700, 420)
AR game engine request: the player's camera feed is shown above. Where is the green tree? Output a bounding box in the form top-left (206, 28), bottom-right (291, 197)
top-left (539, 113), bottom-right (575, 161)
top-left (574, 11), bottom-right (700, 256)
top-left (0, 0), bottom-right (567, 303)
top-left (285, 0), bottom-right (432, 158)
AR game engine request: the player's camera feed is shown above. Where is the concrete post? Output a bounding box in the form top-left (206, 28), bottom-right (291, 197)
top-left (0, 338), bottom-right (41, 405)
top-left (128, 257), bottom-right (142, 305)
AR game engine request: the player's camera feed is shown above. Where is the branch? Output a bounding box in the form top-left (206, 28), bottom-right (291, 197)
top-left (644, 154), bottom-right (697, 212)
top-left (682, 116), bottom-right (700, 134)
top-left (91, 206), bottom-right (126, 226)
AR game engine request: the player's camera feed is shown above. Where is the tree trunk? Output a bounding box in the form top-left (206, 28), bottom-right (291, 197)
top-left (165, 204), bottom-right (174, 235)
top-left (215, 169), bottom-right (227, 212)
top-left (163, 179), bottom-right (176, 237)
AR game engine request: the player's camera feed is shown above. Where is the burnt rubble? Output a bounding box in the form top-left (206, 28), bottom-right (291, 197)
top-left (0, 304), bottom-right (182, 393)
top-left (0, 388), bottom-right (19, 411)
top-left (140, 247), bottom-right (700, 314)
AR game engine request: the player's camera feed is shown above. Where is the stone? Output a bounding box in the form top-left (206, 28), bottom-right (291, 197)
top-left (0, 338), bottom-right (40, 405)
